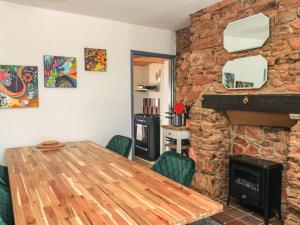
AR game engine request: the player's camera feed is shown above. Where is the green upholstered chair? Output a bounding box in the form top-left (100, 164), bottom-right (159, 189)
top-left (151, 151), bottom-right (195, 187)
top-left (0, 179), bottom-right (9, 194)
top-left (0, 217), bottom-right (7, 225)
top-left (0, 166), bottom-right (9, 194)
top-left (0, 188), bottom-right (14, 225)
top-left (0, 166), bottom-right (8, 185)
top-left (106, 135), bottom-right (132, 158)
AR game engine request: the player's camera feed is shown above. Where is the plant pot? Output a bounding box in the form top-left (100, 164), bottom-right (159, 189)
top-left (172, 114), bottom-right (183, 127)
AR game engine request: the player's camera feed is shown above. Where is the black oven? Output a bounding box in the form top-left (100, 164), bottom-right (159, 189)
top-left (134, 114), bottom-right (160, 161)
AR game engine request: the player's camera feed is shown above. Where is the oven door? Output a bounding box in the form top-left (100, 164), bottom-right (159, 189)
top-left (134, 123), bottom-right (149, 149)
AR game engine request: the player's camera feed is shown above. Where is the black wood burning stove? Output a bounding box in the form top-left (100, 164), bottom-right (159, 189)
top-left (228, 155), bottom-right (283, 225)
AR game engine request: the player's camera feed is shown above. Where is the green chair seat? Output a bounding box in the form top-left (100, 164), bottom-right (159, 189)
top-left (151, 151), bottom-right (195, 187)
top-left (106, 135), bottom-right (132, 158)
top-left (0, 188), bottom-right (14, 225)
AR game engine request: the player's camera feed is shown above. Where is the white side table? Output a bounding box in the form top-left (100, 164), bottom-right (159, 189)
top-left (161, 125), bottom-right (190, 154)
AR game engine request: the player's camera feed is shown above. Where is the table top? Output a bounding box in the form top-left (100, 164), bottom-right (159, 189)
top-left (6, 141), bottom-right (222, 225)
top-left (161, 125), bottom-right (190, 131)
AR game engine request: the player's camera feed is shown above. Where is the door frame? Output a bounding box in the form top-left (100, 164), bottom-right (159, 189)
top-left (130, 50), bottom-right (176, 160)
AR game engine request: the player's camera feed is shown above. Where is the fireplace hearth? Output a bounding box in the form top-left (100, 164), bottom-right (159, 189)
top-left (228, 155), bottom-right (283, 225)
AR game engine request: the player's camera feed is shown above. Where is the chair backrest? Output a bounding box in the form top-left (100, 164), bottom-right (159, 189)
top-left (106, 135), bottom-right (132, 158)
top-left (0, 217), bottom-right (7, 225)
top-left (0, 188), bottom-right (13, 225)
top-left (151, 151), bottom-right (195, 187)
top-left (0, 166), bottom-right (8, 185)
top-left (0, 166), bottom-right (9, 193)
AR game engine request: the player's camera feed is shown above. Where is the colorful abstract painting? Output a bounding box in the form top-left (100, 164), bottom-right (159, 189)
top-left (223, 72), bottom-right (235, 89)
top-left (84, 48), bottom-right (107, 72)
top-left (236, 81), bottom-right (254, 88)
top-left (44, 55), bottom-right (77, 88)
top-left (0, 65), bottom-right (38, 109)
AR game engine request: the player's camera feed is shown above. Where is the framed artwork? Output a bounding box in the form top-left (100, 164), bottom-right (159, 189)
top-left (44, 55), bottom-right (77, 88)
top-left (223, 72), bottom-right (235, 89)
top-left (0, 65), bottom-right (39, 109)
top-left (84, 48), bottom-right (107, 72)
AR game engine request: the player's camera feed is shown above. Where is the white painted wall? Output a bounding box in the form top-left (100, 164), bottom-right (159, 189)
top-left (133, 66), bottom-right (148, 114)
top-left (0, 1), bottom-right (175, 164)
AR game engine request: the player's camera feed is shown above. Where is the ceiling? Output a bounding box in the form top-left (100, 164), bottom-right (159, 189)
top-left (133, 56), bottom-right (167, 66)
top-left (1, 0), bottom-right (220, 30)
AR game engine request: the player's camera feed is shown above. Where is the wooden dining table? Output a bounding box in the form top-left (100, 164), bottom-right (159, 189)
top-left (6, 140), bottom-right (223, 225)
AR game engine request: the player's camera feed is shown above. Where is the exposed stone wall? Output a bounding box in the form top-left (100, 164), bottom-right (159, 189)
top-left (175, 0), bottom-right (300, 223)
top-left (176, 27), bottom-right (193, 104)
top-left (189, 106), bottom-right (231, 197)
top-left (286, 120), bottom-right (300, 225)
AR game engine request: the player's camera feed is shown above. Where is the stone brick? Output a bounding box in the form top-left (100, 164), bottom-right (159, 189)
top-left (272, 24), bottom-right (290, 36)
top-left (240, 0), bottom-right (256, 9)
top-left (261, 147), bottom-right (275, 157)
top-left (291, 19), bottom-right (300, 29)
top-left (246, 126), bottom-right (264, 140)
top-left (287, 186), bottom-right (300, 210)
top-left (252, 0), bottom-right (279, 12)
top-left (285, 213), bottom-right (300, 225)
top-left (220, 0), bottom-right (236, 8)
top-left (271, 77), bottom-right (285, 87)
top-left (192, 35), bottom-right (221, 50)
top-left (233, 136), bottom-right (248, 148)
top-left (288, 84), bottom-right (300, 92)
top-left (176, 27), bottom-right (191, 53)
top-left (275, 143), bottom-right (288, 155)
top-left (280, 0), bottom-right (300, 12)
top-left (289, 37), bottom-right (300, 50)
top-left (245, 144), bottom-right (258, 156)
top-left (289, 62), bottom-right (300, 75)
top-left (190, 49), bottom-right (214, 67)
top-left (188, 147), bottom-right (198, 164)
top-left (203, 3), bottom-right (220, 13)
top-left (233, 144), bottom-right (244, 155)
top-left (275, 9), bottom-right (298, 24)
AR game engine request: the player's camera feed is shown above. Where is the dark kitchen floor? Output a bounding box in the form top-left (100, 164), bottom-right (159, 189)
top-left (133, 156), bottom-right (283, 225)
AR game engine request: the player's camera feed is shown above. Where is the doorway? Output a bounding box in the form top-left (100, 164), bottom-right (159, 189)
top-left (130, 50), bottom-right (176, 162)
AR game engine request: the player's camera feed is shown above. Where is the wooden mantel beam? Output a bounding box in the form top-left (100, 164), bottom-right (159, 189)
top-left (202, 94), bottom-right (300, 114)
